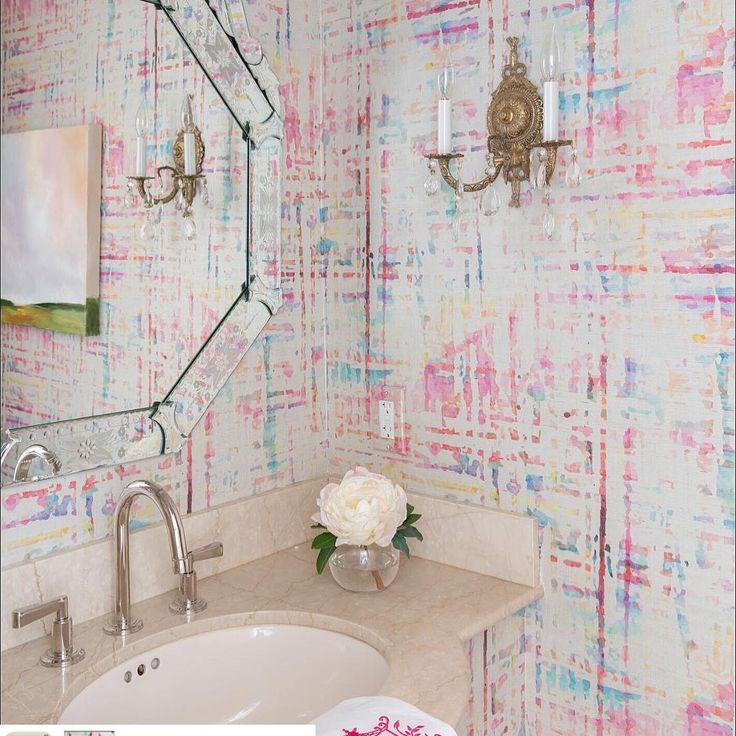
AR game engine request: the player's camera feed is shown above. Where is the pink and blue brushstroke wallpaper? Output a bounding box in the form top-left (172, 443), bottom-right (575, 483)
top-left (321, 0), bottom-right (734, 733)
top-left (1, 0), bottom-right (734, 734)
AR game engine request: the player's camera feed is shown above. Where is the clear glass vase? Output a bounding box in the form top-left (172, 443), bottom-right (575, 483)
top-left (329, 544), bottom-right (400, 592)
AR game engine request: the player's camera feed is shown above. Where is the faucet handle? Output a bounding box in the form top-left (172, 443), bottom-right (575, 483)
top-left (170, 541), bottom-right (223, 616)
top-left (12, 595), bottom-right (85, 668)
top-left (188, 541), bottom-right (223, 565)
top-left (13, 595), bottom-right (69, 628)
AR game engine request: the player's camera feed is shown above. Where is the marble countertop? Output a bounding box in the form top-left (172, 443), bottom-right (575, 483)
top-left (1, 543), bottom-right (543, 726)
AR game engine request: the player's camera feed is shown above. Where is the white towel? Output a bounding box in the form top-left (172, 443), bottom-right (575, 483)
top-left (313, 696), bottom-right (458, 736)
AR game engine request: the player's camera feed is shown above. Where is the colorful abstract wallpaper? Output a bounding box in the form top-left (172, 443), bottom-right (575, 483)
top-left (1, 0), bottom-right (734, 734)
top-left (320, 1), bottom-right (734, 734)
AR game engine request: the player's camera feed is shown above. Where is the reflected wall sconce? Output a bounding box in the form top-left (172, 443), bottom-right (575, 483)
top-left (125, 94), bottom-right (209, 241)
top-left (425, 31), bottom-right (582, 234)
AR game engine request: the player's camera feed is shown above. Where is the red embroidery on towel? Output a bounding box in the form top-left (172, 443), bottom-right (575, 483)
top-left (341, 715), bottom-right (442, 736)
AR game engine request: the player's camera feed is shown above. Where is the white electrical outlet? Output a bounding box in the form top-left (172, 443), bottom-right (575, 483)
top-left (379, 400), bottom-right (395, 440)
top-left (373, 386), bottom-right (407, 453)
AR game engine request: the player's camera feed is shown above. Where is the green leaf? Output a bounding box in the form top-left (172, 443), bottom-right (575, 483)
top-left (402, 526), bottom-right (423, 541)
top-left (392, 533), bottom-right (411, 557)
top-left (311, 531), bottom-right (337, 549)
top-left (402, 513), bottom-right (422, 526)
top-left (310, 522), bottom-right (325, 529)
top-left (316, 544), bottom-right (336, 574)
top-left (406, 503), bottom-right (414, 516)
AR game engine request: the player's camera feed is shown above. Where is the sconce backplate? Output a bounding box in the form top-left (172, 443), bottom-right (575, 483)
top-left (486, 37), bottom-right (543, 150)
top-left (487, 77), bottom-right (543, 148)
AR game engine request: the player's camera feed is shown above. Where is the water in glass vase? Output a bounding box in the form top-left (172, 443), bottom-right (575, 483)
top-left (329, 544), bottom-right (400, 592)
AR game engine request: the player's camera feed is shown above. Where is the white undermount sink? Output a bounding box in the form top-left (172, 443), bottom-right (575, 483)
top-left (60, 624), bottom-right (389, 724)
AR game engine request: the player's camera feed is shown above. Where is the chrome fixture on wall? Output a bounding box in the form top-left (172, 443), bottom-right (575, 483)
top-left (425, 31), bottom-right (582, 228)
top-left (125, 94), bottom-right (208, 241)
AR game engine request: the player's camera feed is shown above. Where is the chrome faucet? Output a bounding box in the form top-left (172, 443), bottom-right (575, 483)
top-left (104, 479), bottom-right (222, 636)
top-left (12, 444), bottom-right (62, 482)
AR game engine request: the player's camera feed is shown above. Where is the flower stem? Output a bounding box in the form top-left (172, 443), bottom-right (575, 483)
top-left (359, 545), bottom-right (385, 591)
top-left (371, 570), bottom-right (385, 591)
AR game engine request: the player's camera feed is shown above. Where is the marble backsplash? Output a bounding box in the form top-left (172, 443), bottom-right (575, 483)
top-left (2, 477), bottom-right (539, 652)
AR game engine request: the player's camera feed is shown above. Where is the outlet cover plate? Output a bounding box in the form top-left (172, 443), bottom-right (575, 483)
top-left (378, 400), bottom-right (395, 439)
top-left (371, 385), bottom-right (407, 454)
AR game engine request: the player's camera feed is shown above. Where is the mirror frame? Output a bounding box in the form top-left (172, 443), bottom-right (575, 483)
top-left (0, 0), bottom-right (283, 487)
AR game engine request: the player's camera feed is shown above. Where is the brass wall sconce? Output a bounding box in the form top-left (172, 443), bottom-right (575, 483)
top-left (425, 33), bottom-right (582, 231)
top-left (125, 94), bottom-right (209, 241)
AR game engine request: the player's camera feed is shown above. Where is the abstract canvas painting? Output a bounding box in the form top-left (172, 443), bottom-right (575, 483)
top-left (0, 124), bottom-right (102, 335)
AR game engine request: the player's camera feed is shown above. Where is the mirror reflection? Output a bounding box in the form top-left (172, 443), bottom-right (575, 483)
top-left (1, 2), bottom-right (250, 431)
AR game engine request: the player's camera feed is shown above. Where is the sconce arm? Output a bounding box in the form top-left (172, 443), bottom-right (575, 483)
top-left (425, 153), bottom-right (503, 193)
top-left (126, 126), bottom-right (206, 210)
top-left (128, 167), bottom-right (204, 209)
top-left (152, 166), bottom-right (182, 205)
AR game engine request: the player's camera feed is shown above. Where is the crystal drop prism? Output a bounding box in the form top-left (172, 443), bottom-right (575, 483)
top-left (152, 204), bottom-right (163, 224)
top-left (452, 162), bottom-right (463, 240)
top-left (543, 209), bottom-right (556, 240)
top-left (529, 162), bottom-right (538, 191)
top-left (481, 184), bottom-right (501, 216)
top-left (124, 191), bottom-right (135, 208)
top-left (200, 179), bottom-right (210, 206)
top-left (183, 217), bottom-right (197, 241)
top-left (175, 189), bottom-right (185, 211)
top-left (140, 219), bottom-right (155, 240)
top-left (566, 149), bottom-right (582, 188)
top-left (536, 154), bottom-right (548, 190)
top-left (424, 170), bottom-right (439, 196)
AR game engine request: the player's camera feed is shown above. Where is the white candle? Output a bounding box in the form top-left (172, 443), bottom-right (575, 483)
top-left (543, 80), bottom-right (559, 141)
top-left (183, 131), bottom-right (196, 175)
top-left (540, 25), bottom-right (561, 142)
top-left (437, 99), bottom-right (452, 154)
top-left (436, 43), bottom-right (455, 155)
top-left (134, 102), bottom-right (149, 177)
top-left (135, 135), bottom-right (147, 177)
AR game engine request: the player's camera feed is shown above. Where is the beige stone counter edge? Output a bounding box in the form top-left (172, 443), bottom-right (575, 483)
top-left (1, 543), bottom-right (544, 728)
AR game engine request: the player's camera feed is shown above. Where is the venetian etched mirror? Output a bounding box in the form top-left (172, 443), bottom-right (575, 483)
top-left (0, 0), bottom-right (283, 487)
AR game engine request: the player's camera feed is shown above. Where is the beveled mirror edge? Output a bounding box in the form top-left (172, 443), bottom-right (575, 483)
top-left (1, 409), bottom-right (163, 486)
top-left (0, 0), bottom-right (283, 488)
top-left (0, 288), bottom-right (280, 486)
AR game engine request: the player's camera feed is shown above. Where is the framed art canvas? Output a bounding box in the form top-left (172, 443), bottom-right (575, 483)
top-left (0, 124), bottom-right (102, 335)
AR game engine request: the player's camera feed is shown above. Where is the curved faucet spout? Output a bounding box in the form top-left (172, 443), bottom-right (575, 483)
top-left (118, 480), bottom-right (191, 574)
top-left (104, 479), bottom-right (190, 636)
top-left (12, 444), bottom-right (62, 482)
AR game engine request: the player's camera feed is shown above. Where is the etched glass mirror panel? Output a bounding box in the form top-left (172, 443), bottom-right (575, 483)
top-left (0, 0), bottom-right (283, 487)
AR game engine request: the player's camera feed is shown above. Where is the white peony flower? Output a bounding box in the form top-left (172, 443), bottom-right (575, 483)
top-left (312, 467), bottom-right (407, 547)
